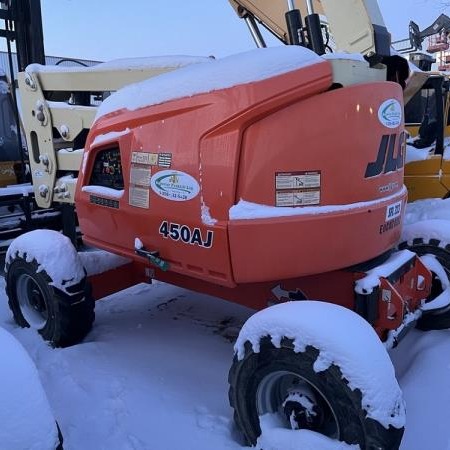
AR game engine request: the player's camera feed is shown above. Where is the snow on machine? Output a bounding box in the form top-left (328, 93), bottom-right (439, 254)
top-left (3, 1), bottom-right (450, 449)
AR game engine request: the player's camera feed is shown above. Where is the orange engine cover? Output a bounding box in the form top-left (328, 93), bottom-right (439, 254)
top-left (76, 58), bottom-right (406, 288)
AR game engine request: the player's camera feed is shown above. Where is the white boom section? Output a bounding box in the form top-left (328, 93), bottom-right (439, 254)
top-left (229, 0), bottom-right (388, 57)
top-left (18, 57), bottom-right (209, 209)
top-left (229, 0), bottom-right (324, 43)
top-left (320, 0), bottom-right (387, 56)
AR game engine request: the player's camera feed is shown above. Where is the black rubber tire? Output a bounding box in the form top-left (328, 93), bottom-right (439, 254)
top-left (229, 337), bottom-right (404, 449)
top-left (399, 238), bottom-right (450, 330)
top-left (5, 254), bottom-right (94, 347)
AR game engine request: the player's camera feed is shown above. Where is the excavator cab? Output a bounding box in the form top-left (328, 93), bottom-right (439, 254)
top-left (403, 74), bottom-right (450, 201)
top-left (406, 75), bottom-right (446, 152)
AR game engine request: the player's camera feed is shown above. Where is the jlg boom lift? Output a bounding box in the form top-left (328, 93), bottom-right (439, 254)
top-left (3, 0), bottom-right (450, 448)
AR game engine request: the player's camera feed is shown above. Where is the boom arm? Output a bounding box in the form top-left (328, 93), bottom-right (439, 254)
top-left (229, 0), bottom-right (391, 59)
top-left (229, 0), bottom-right (324, 44)
top-left (409, 14), bottom-right (450, 51)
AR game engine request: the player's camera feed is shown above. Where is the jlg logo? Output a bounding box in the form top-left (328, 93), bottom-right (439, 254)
top-left (365, 132), bottom-right (407, 178)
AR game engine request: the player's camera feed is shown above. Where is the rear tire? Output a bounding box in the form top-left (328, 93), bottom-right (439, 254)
top-left (5, 255), bottom-right (94, 347)
top-left (229, 337), bottom-right (404, 449)
top-left (399, 238), bottom-right (450, 330)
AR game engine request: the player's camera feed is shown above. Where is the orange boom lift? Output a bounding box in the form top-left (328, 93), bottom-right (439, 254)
top-left (3, 1), bottom-right (448, 448)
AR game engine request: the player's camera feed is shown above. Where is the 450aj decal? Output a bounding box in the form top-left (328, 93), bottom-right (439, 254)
top-left (159, 221), bottom-right (213, 248)
top-left (365, 132), bottom-right (406, 178)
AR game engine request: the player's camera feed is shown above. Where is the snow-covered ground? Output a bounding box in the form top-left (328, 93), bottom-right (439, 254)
top-left (0, 274), bottom-right (449, 450)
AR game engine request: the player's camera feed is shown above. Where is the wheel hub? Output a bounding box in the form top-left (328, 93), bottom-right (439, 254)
top-left (256, 370), bottom-right (339, 438)
top-left (283, 386), bottom-right (323, 431)
top-left (16, 273), bottom-right (48, 329)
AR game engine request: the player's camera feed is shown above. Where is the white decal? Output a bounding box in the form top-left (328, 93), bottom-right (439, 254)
top-left (276, 190), bottom-right (320, 207)
top-left (129, 186), bottom-right (149, 208)
top-left (378, 99), bottom-right (402, 129)
top-left (385, 200), bottom-right (402, 222)
top-left (150, 170), bottom-right (199, 202)
top-left (130, 164), bottom-right (151, 187)
top-left (131, 151), bottom-right (157, 165)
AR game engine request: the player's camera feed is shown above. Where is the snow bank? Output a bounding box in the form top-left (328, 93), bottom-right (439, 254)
top-left (402, 219), bottom-right (450, 246)
top-left (258, 415), bottom-right (359, 450)
top-left (6, 230), bottom-right (85, 290)
top-left (406, 137), bottom-right (450, 163)
top-left (235, 301), bottom-right (405, 429)
top-left (0, 327), bottom-right (58, 450)
top-left (405, 145), bottom-right (432, 164)
top-left (404, 198), bottom-right (450, 226)
top-left (230, 187), bottom-right (406, 220)
top-left (95, 46), bottom-right (324, 120)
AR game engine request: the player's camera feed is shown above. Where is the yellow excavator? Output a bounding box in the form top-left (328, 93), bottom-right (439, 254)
top-left (393, 15), bottom-right (450, 201)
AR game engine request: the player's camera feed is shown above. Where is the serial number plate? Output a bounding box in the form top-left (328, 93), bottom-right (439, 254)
top-left (386, 200), bottom-right (402, 222)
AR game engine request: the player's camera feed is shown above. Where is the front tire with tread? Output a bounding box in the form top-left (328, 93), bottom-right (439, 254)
top-left (5, 254), bottom-right (94, 347)
top-left (229, 338), bottom-right (403, 449)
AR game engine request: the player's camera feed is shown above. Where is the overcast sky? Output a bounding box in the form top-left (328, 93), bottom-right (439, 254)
top-left (39, 0), bottom-right (449, 61)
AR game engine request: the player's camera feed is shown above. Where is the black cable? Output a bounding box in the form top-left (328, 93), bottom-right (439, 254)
top-left (55, 58), bottom-right (88, 67)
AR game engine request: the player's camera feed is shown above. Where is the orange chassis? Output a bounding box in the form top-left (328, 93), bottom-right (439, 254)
top-left (77, 59), bottom-right (431, 343)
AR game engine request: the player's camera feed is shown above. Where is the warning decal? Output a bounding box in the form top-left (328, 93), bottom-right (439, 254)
top-left (129, 186), bottom-right (150, 208)
top-left (130, 164), bottom-right (151, 187)
top-left (131, 151), bottom-right (172, 168)
top-left (157, 153), bottom-right (172, 168)
top-left (129, 154), bottom-right (152, 208)
top-left (275, 171), bottom-right (321, 207)
top-left (131, 151), bottom-right (158, 165)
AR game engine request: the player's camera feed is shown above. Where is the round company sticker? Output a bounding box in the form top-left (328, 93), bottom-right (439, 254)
top-left (378, 99), bottom-right (402, 129)
top-left (150, 170), bottom-right (200, 202)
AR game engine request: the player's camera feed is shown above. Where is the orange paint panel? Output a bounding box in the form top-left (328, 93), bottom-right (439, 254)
top-left (76, 61), bottom-right (333, 287)
top-left (72, 58), bottom-right (430, 339)
top-left (237, 82), bottom-right (405, 207)
top-left (88, 262), bottom-right (147, 301)
top-left (229, 189), bottom-right (406, 283)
